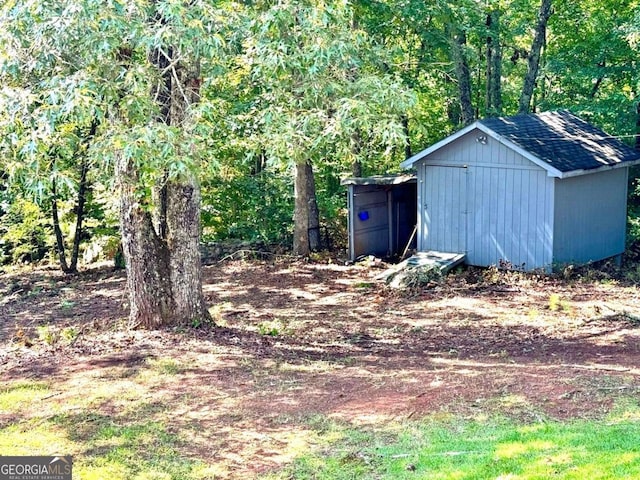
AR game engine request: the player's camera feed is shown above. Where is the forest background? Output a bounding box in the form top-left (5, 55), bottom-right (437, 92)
top-left (1, 0), bottom-right (640, 274)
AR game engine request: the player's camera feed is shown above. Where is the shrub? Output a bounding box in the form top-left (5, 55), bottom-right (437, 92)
top-left (0, 199), bottom-right (51, 265)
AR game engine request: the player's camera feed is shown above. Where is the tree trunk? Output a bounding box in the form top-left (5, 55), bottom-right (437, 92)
top-left (485, 10), bottom-right (502, 116)
top-left (69, 157), bottom-right (89, 272)
top-left (636, 101), bottom-right (640, 152)
top-left (293, 162), bottom-right (310, 256)
top-left (401, 115), bottom-right (412, 159)
top-left (166, 177), bottom-right (211, 322)
top-left (449, 26), bottom-right (475, 126)
top-left (51, 178), bottom-right (71, 274)
top-left (116, 7), bottom-right (211, 328)
top-left (351, 130), bottom-right (363, 177)
top-left (306, 161), bottom-right (321, 252)
top-left (293, 160), bottom-right (321, 255)
top-left (117, 157), bottom-right (177, 329)
top-left (518, 0), bottom-right (553, 114)
top-left (589, 60), bottom-right (605, 99)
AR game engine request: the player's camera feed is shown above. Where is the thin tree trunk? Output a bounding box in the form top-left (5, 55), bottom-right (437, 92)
top-left (486, 10), bottom-right (502, 116)
top-left (51, 178), bottom-right (70, 274)
top-left (68, 157), bottom-right (89, 272)
top-left (635, 101), bottom-right (640, 152)
top-left (69, 117), bottom-right (99, 272)
top-left (305, 161), bottom-right (321, 251)
top-left (351, 130), bottom-right (363, 177)
top-left (589, 60), bottom-right (606, 99)
top-left (449, 26), bottom-right (475, 126)
top-left (401, 115), bottom-right (412, 159)
top-left (518, 0), bottom-right (553, 114)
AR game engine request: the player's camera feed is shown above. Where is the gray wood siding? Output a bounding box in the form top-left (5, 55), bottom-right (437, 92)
top-left (467, 165), bottom-right (554, 270)
top-left (417, 130), bottom-right (554, 271)
top-left (553, 168), bottom-right (628, 264)
top-left (421, 165), bottom-right (468, 253)
top-left (426, 130), bottom-right (533, 168)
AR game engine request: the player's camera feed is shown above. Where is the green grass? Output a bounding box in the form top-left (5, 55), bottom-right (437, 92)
top-left (265, 414), bottom-right (640, 480)
top-left (3, 375), bottom-right (640, 479)
top-left (0, 378), bottom-right (213, 480)
top-left (0, 381), bottom-right (50, 411)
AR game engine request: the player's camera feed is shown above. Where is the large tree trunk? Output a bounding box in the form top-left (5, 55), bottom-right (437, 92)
top-left (518, 0), bottom-right (553, 114)
top-left (117, 8), bottom-right (211, 329)
top-left (293, 160), bottom-right (321, 255)
top-left (449, 26), bottom-right (475, 126)
top-left (117, 158), bottom-right (177, 329)
top-left (166, 177), bottom-right (211, 322)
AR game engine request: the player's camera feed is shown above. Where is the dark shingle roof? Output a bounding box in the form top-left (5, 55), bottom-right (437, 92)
top-left (479, 110), bottom-right (640, 173)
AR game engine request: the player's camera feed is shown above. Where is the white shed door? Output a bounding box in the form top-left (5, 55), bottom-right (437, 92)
top-left (421, 165), bottom-right (468, 253)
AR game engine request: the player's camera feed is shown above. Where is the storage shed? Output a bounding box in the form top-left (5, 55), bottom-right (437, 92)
top-left (400, 110), bottom-right (640, 271)
top-left (341, 174), bottom-right (417, 261)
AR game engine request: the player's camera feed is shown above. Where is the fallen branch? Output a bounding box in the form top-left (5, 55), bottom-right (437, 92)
top-left (41, 391), bottom-right (63, 401)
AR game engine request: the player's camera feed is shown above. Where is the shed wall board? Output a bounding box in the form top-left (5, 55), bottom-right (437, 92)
top-left (421, 164), bottom-right (468, 253)
top-left (466, 165), bottom-right (554, 270)
top-left (424, 130), bottom-right (533, 168)
top-left (552, 168), bottom-right (628, 264)
top-left (348, 186), bottom-right (389, 259)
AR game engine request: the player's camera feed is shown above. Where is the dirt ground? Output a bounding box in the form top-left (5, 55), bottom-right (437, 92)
top-left (2, 258), bottom-right (640, 477)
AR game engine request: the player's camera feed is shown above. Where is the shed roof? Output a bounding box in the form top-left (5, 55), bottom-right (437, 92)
top-left (340, 174), bottom-right (416, 186)
top-left (401, 110), bottom-right (640, 178)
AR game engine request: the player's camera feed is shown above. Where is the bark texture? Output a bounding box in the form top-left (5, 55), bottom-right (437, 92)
top-left (485, 10), bottom-right (502, 116)
top-left (293, 160), bottom-right (321, 255)
top-left (51, 178), bottom-right (70, 274)
top-left (518, 0), bottom-right (553, 114)
top-left (450, 27), bottom-right (475, 126)
top-left (69, 157), bottom-right (89, 272)
top-left (117, 158), bottom-right (177, 329)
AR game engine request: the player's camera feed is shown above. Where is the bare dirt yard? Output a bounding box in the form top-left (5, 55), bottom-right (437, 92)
top-left (2, 258), bottom-right (640, 477)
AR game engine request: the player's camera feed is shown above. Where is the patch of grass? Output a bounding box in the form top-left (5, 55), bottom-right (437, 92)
top-left (0, 381), bottom-right (50, 412)
top-left (61, 326), bottom-right (80, 343)
top-left (37, 324), bottom-right (59, 345)
top-left (0, 399), bottom-right (210, 480)
top-left (60, 299), bottom-right (76, 310)
top-left (548, 293), bottom-right (570, 312)
top-left (146, 357), bottom-right (185, 375)
top-left (0, 419), bottom-right (77, 456)
top-left (48, 412), bottom-right (203, 480)
top-left (265, 413), bottom-right (640, 479)
top-left (257, 318), bottom-right (293, 337)
top-left (34, 324), bottom-right (80, 346)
